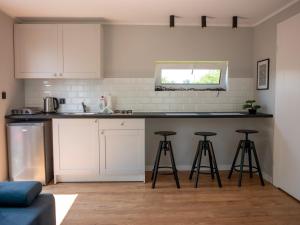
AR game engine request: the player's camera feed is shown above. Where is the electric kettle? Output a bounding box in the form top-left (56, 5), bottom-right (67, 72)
top-left (43, 97), bottom-right (59, 113)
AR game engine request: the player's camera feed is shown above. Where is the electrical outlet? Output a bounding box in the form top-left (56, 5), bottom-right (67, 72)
top-left (59, 98), bottom-right (66, 104)
top-left (1, 91), bottom-right (6, 99)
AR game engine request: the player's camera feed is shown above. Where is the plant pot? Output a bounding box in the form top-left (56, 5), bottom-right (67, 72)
top-left (248, 109), bottom-right (257, 114)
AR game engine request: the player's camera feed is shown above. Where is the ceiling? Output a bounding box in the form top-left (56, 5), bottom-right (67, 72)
top-left (0, 0), bottom-right (297, 26)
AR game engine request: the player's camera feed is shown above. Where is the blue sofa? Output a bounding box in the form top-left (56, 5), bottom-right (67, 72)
top-left (0, 181), bottom-right (56, 225)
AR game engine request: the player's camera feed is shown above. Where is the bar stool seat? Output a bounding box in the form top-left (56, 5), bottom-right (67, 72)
top-left (189, 131), bottom-right (222, 188)
top-left (236, 129), bottom-right (259, 134)
top-left (151, 131), bottom-right (180, 189)
top-left (228, 129), bottom-right (264, 186)
top-left (154, 131), bottom-right (176, 136)
top-left (194, 132), bottom-right (217, 137)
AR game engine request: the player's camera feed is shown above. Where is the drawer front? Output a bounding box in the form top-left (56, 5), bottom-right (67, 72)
top-left (98, 119), bottom-right (145, 130)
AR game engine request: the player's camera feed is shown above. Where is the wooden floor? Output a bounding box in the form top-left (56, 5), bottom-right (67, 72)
top-left (44, 172), bottom-right (300, 225)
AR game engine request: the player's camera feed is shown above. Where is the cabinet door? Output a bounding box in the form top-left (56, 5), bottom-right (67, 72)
top-left (14, 24), bottom-right (59, 78)
top-left (54, 119), bottom-right (99, 175)
top-left (60, 24), bottom-right (102, 79)
top-left (99, 129), bottom-right (145, 176)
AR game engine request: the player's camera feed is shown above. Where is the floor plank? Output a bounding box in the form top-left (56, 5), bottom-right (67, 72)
top-left (43, 172), bottom-right (300, 225)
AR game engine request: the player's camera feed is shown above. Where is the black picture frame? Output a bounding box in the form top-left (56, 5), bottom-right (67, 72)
top-left (257, 58), bottom-right (270, 90)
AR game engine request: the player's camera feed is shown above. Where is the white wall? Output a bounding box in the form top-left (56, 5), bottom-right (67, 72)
top-left (0, 10), bottom-right (24, 181)
top-left (104, 26), bottom-right (254, 78)
top-left (252, 0), bottom-right (300, 181)
top-left (273, 12), bottom-right (300, 200)
top-left (253, 1), bottom-right (300, 114)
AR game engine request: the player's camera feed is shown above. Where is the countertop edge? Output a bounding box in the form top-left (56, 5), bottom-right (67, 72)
top-left (5, 112), bottom-right (274, 120)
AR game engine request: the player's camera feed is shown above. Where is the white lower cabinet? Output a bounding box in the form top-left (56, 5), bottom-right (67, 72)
top-left (52, 119), bottom-right (145, 183)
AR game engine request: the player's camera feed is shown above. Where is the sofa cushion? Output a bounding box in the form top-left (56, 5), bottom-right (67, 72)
top-left (0, 193), bottom-right (56, 225)
top-left (0, 181), bottom-right (42, 207)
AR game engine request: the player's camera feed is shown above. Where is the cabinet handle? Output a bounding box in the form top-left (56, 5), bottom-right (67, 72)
top-left (121, 122), bottom-right (125, 126)
top-left (54, 73), bottom-right (57, 76)
top-left (59, 73), bottom-right (63, 76)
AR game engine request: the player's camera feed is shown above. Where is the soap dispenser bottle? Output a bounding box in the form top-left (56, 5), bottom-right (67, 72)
top-left (99, 96), bottom-right (106, 113)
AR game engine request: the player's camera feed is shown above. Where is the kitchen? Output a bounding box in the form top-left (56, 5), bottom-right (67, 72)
top-left (0, 1), bottom-right (300, 225)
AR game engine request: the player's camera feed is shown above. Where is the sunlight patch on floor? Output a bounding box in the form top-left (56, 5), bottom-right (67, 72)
top-left (54, 194), bottom-right (78, 225)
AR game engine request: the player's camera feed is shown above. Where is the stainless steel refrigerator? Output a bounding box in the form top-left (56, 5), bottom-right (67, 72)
top-left (6, 121), bottom-right (54, 185)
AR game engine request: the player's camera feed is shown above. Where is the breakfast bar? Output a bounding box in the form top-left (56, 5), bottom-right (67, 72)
top-left (5, 111), bottom-right (273, 120)
top-left (6, 111), bottom-right (273, 184)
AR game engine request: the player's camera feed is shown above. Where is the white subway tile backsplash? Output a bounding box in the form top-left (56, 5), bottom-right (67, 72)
top-left (25, 77), bottom-right (254, 112)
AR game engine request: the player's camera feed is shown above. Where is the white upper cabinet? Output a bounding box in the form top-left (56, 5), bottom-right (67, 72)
top-left (14, 23), bottom-right (102, 79)
top-left (60, 24), bottom-right (102, 78)
top-left (14, 24), bottom-right (59, 79)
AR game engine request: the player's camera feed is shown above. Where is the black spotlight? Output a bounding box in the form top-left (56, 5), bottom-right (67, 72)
top-left (170, 15), bottom-right (175, 28)
top-left (201, 16), bottom-right (207, 28)
top-left (232, 16), bottom-right (238, 29)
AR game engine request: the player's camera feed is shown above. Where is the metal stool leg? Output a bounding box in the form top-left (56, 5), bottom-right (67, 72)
top-left (195, 142), bottom-right (204, 188)
top-left (152, 144), bottom-right (163, 189)
top-left (168, 141), bottom-right (180, 189)
top-left (189, 141), bottom-right (201, 180)
top-left (248, 145), bottom-right (253, 178)
top-left (228, 140), bottom-right (243, 179)
top-left (151, 141), bottom-right (163, 180)
top-left (251, 142), bottom-right (265, 186)
top-left (207, 143), bottom-right (215, 180)
top-left (238, 143), bottom-right (246, 187)
top-left (209, 141), bottom-right (222, 188)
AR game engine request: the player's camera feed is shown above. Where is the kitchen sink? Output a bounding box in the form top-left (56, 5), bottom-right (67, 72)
top-left (59, 112), bottom-right (102, 115)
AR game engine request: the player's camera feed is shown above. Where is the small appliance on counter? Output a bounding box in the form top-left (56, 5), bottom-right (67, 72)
top-left (43, 97), bottom-right (59, 113)
top-left (11, 107), bottom-right (43, 115)
top-left (99, 95), bottom-right (113, 114)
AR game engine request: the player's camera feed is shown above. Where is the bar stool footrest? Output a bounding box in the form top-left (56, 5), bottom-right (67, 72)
top-left (192, 165), bottom-right (216, 175)
top-left (157, 166), bottom-right (175, 175)
top-left (233, 165), bottom-right (258, 173)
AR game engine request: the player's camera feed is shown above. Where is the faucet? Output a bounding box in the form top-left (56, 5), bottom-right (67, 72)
top-left (82, 102), bottom-right (87, 113)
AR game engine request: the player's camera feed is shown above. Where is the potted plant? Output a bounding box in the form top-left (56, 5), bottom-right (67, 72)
top-left (243, 100), bottom-right (261, 114)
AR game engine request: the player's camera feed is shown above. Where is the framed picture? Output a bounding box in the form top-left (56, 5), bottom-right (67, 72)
top-left (257, 59), bottom-right (270, 90)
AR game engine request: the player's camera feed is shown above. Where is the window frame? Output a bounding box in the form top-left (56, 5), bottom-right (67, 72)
top-left (154, 61), bottom-right (228, 91)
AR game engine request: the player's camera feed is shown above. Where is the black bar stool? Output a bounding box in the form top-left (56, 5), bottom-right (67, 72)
top-left (151, 131), bottom-right (180, 189)
top-left (228, 129), bottom-right (265, 186)
top-left (189, 132), bottom-right (222, 188)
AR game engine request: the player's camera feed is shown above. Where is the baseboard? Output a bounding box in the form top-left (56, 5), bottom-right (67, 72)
top-left (262, 172), bottom-right (273, 183)
top-left (146, 165), bottom-right (273, 184)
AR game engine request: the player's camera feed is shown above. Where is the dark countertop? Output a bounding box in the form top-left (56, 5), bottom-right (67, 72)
top-left (5, 112), bottom-right (273, 120)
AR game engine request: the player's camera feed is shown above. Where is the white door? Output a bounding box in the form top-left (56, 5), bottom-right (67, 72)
top-left (274, 12), bottom-right (300, 200)
top-left (14, 24), bottom-right (59, 79)
top-left (60, 24), bottom-right (101, 79)
top-left (99, 129), bottom-right (145, 176)
top-left (55, 119), bottom-right (99, 175)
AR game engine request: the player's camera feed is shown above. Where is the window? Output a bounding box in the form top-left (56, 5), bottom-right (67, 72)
top-left (155, 61), bottom-right (228, 91)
